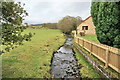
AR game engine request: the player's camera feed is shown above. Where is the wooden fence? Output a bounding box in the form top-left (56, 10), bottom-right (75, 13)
top-left (74, 36), bottom-right (120, 73)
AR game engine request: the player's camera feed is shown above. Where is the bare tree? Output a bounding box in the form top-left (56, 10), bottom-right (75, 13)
top-left (57, 16), bottom-right (82, 34)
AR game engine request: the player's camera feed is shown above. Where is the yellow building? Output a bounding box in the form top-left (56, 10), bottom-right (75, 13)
top-left (77, 16), bottom-right (96, 35)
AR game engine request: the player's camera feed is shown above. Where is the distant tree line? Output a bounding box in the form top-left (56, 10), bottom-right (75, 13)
top-left (41, 16), bottom-right (82, 34)
top-left (29, 16), bottom-right (82, 34)
top-left (42, 23), bottom-right (57, 29)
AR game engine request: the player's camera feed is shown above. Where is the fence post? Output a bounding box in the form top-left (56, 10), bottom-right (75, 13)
top-left (76, 37), bottom-right (78, 43)
top-left (75, 37), bottom-right (77, 43)
top-left (74, 36), bottom-right (75, 42)
top-left (74, 31), bottom-right (76, 37)
top-left (74, 37), bottom-right (75, 42)
top-left (90, 42), bottom-right (93, 55)
top-left (73, 31), bottom-right (76, 42)
top-left (78, 38), bottom-right (79, 44)
top-left (105, 48), bottom-right (109, 68)
top-left (82, 39), bottom-right (84, 48)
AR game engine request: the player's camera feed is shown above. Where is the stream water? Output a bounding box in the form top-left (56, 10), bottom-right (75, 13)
top-left (50, 36), bottom-right (81, 79)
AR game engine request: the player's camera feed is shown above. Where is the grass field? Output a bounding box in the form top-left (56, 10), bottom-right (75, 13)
top-left (2, 28), bottom-right (65, 78)
top-left (73, 47), bottom-right (100, 79)
top-left (80, 34), bottom-right (99, 43)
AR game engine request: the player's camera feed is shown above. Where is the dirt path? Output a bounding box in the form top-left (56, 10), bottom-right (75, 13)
top-left (50, 37), bottom-right (81, 79)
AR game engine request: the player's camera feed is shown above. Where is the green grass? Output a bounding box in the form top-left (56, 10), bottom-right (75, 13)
top-left (2, 28), bottom-right (65, 78)
top-left (73, 47), bottom-right (100, 79)
top-left (80, 34), bottom-right (99, 43)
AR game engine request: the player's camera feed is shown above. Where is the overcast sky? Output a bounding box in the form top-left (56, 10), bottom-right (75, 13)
top-left (16, 0), bottom-right (92, 24)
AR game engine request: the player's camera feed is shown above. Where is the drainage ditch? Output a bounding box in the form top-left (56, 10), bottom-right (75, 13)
top-left (50, 37), bottom-right (81, 79)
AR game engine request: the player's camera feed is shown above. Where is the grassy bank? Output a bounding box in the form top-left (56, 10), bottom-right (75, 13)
top-left (80, 34), bottom-right (99, 43)
top-left (2, 28), bottom-right (65, 78)
top-left (73, 46), bottom-right (100, 79)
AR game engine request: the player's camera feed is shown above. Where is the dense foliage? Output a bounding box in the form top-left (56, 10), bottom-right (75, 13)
top-left (1, 2), bottom-right (32, 52)
top-left (57, 16), bottom-right (82, 34)
top-left (91, 2), bottom-right (120, 48)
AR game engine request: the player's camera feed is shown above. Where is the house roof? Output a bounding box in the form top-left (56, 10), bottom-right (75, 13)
top-left (78, 16), bottom-right (92, 26)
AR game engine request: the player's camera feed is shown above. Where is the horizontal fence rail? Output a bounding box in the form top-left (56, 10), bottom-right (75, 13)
top-left (74, 36), bottom-right (120, 73)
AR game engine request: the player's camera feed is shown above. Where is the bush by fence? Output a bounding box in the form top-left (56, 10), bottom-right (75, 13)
top-left (74, 36), bottom-right (120, 73)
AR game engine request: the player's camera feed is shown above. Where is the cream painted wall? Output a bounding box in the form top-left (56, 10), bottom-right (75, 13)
top-left (77, 17), bottom-right (96, 35)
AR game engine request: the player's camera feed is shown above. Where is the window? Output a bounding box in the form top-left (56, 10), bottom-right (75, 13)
top-left (82, 26), bottom-right (88, 30)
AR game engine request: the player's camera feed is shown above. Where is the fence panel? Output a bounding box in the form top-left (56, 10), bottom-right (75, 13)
top-left (84, 41), bottom-right (90, 52)
top-left (109, 51), bottom-right (119, 72)
top-left (97, 47), bottom-right (106, 62)
top-left (78, 38), bottom-right (83, 46)
top-left (92, 44), bottom-right (98, 56)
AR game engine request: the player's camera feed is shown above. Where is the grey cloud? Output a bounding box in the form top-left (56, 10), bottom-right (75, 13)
top-left (17, 1), bottom-right (91, 24)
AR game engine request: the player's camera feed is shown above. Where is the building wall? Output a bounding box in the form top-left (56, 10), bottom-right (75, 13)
top-left (77, 17), bottom-right (96, 35)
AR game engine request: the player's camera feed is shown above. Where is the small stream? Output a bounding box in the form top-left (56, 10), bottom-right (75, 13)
top-left (50, 36), bottom-right (81, 79)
